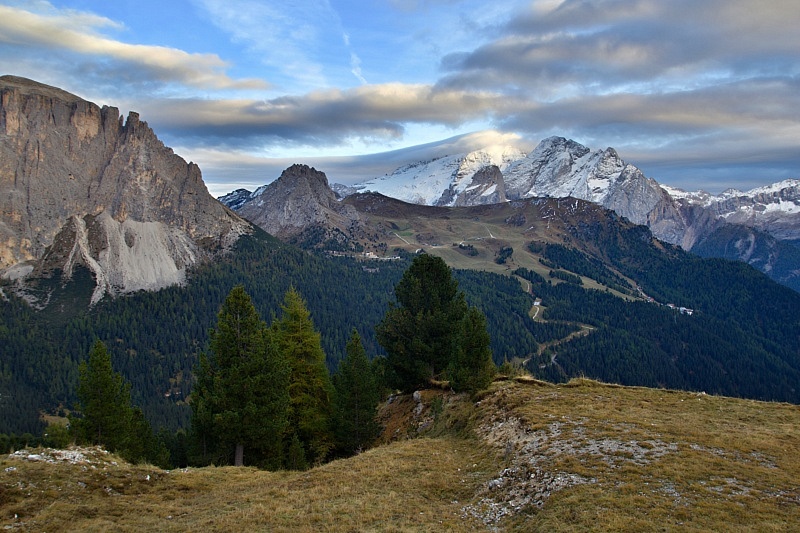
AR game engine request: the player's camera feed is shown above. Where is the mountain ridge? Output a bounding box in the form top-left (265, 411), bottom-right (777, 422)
top-left (223, 136), bottom-right (799, 290)
top-left (0, 75), bottom-right (250, 303)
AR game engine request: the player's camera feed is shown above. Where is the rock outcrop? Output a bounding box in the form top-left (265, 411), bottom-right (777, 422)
top-left (237, 164), bottom-right (360, 244)
top-left (449, 165), bottom-right (506, 206)
top-left (0, 75), bottom-right (250, 303)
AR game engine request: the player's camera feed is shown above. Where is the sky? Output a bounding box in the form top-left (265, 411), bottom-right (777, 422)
top-left (0, 0), bottom-right (798, 197)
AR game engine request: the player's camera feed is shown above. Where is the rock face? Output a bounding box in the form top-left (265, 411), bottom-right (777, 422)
top-left (703, 180), bottom-right (800, 243)
top-left (450, 165), bottom-right (506, 206)
top-left (0, 75), bottom-right (249, 303)
top-left (504, 137), bottom-right (680, 238)
top-left (236, 164), bottom-right (360, 243)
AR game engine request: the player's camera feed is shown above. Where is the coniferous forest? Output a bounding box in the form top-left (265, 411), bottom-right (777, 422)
top-left (0, 228), bottom-right (538, 438)
top-left (2, 220), bottom-right (800, 463)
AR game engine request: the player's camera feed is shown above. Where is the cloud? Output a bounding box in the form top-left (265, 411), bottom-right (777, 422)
top-left (188, 129), bottom-right (529, 197)
top-left (0, 3), bottom-right (265, 91)
top-left (426, 0), bottom-right (800, 189)
top-left (194, 0), bottom-right (363, 90)
top-left (440, 0), bottom-right (800, 94)
top-left (136, 83), bottom-right (515, 148)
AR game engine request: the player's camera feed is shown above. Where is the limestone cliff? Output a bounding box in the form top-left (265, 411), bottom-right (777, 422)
top-left (237, 164), bottom-right (360, 246)
top-left (0, 75), bottom-right (250, 303)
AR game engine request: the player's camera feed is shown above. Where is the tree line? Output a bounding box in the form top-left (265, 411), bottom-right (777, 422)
top-left (62, 255), bottom-right (495, 469)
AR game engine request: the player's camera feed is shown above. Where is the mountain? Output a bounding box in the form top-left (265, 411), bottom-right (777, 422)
top-left (346, 145), bottom-right (525, 207)
top-left (7, 152), bottom-right (800, 438)
top-left (665, 180), bottom-right (800, 243)
top-left (317, 136), bottom-right (799, 291)
top-left (690, 223), bottom-right (800, 292)
top-left (235, 164), bottom-right (361, 249)
top-left (0, 75), bottom-right (249, 304)
top-left (217, 188), bottom-right (253, 211)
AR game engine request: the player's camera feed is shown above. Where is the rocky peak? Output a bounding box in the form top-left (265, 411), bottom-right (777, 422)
top-left (260, 164), bottom-right (337, 208)
top-left (236, 164), bottom-right (359, 241)
top-left (218, 188), bottom-right (254, 211)
top-left (0, 75), bottom-right (250, 304)
top-left (451, 165), bottom-right (507, 206)
top-left (701, 179), bottom-right (800, 242)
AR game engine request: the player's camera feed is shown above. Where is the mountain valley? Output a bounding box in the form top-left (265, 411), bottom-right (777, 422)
top-left (226, 136), bottom-right (800, 292)
top-left (1, 77), bottom-right (799, 485)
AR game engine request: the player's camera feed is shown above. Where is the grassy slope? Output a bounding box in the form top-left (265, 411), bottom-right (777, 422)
top-left (3, 379), bottom-right (800, 531)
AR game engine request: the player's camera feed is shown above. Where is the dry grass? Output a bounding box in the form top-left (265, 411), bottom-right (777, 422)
top-left (476, 379), bottom-right (800, 531)
top-left (4, 380), bottom-right (800, 531)
top-left (0, 439), bottom-right (497, 532)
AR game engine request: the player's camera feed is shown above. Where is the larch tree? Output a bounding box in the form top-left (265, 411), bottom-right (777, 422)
top-left (272, 287), bottom-right (334, 467)
top-left (332, 329), bottom-right (381, 455)
top-left (191, 285), bottom-right (290, 468)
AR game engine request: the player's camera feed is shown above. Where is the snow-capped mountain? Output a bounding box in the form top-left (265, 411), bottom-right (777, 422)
top-left (339, 136), bottom-right (800, 249)
top-left (217, 188), bottom-right (254, 211)
top-left (503, 137), bottom-right (675, 232)
top-left (345, 137), bottom-right (684, 244)
top-left (350, 145), bottom-right (527, 207)
top-left (222, 135), bottom-right (800, 291)
top-left (683, 180), bottom-right (800, 243)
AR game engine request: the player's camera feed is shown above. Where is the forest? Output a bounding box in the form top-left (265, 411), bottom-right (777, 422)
top-left (0, 229), bottom-right (542, 437)
top-left (514, 226), bottom-right (800, 400)
top-left (2, 220), bottom-right (800, 444)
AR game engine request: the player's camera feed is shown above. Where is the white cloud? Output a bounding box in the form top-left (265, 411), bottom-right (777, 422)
top-left (194, 0), bottom-right (360, 90)
top-left (0, 3), bottom-right (265, 90)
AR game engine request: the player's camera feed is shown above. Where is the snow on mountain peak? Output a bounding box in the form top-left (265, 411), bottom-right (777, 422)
top-left (352, 145), bottom-right (526, 206)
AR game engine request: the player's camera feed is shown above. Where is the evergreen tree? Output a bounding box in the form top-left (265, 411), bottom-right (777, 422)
top-left (187, 352), bottom-right (219, 465)
top-left (190, 285), bottom-right (290, 468)
top-left (449, 307), bottom-right (496, 394)
top-left (333, 330), bottom-right (381, 455)
top-left (273, 287), bottom-right (334, 467)
top-left (72, 340), bottom-right (134, 453)
top-left (72, 340), bottom-right (167, 464)
top-left (126, 407), bottom-right (170, 468)
top-left (376, 254), bottom-right (470, 391)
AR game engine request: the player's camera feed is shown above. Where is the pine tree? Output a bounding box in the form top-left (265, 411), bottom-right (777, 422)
top-left (376, 254), bottom-right (496, 394)
top-left (273, 287), bottom-right (334, 467)
top-left (190, 285), bottom-right (290, 468)
top-left (449, 307), bottom-right (496, 394)
top-left (376, 254), bottom-right (469, 391)
top-left (187, 352), bottom-right (220, 465)
top-left (333, 330), bottom-right (380, 455)
top-left (72, 340), bottom-right (133, 453)
top-left (72, 340), bottom-right (168, 464)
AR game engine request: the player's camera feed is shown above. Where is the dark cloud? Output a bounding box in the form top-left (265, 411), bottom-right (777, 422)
top-left (136, 84), bottom-right (514, 149)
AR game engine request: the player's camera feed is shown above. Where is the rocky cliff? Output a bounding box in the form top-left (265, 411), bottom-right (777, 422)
top-left (236, 164), bottom-right (360, 246)
top-left (0, 75), bottom-right (250, 303)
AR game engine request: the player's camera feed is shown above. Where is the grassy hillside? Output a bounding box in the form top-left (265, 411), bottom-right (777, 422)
top-left (3, 379), bottom-right (800, 531)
